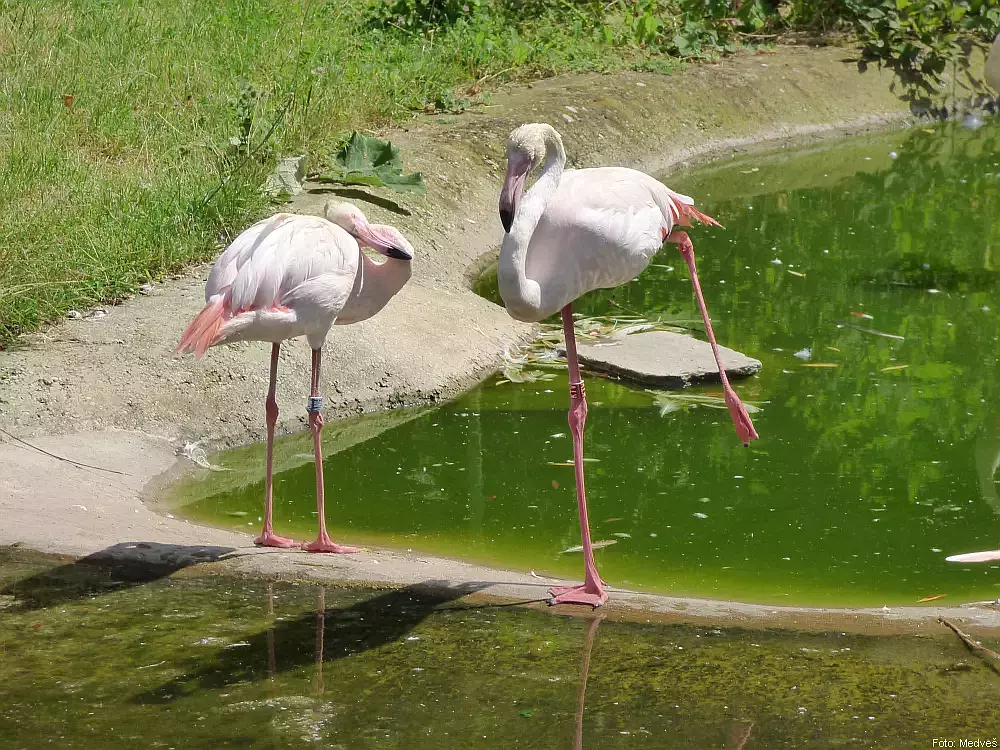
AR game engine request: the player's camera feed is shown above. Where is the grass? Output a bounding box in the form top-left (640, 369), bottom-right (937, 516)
top-left (0, 0), bottom-right (689, 347)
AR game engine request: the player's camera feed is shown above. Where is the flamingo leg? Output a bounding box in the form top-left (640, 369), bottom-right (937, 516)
top-left (667, 231), bottom-right (759, 446)
top-left (549, 304), bottom-right (608, 607)
top-left (256, 343), bottom-right (297, 548)
top-left (303, 348), bottom-right (360, 554)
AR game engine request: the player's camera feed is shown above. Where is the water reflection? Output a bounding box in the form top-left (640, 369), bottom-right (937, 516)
top-left (975, 407), bottom-right (1000, 515)
top-left (573, 615), bottom-right (600, 750)
top-left (137, 580), bottom-right (486, 704)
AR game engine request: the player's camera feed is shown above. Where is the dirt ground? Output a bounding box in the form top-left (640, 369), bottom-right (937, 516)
top-left (7, 45), bottom-right (994, 632)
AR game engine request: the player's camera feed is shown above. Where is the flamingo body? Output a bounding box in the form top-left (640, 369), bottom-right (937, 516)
top-left (499, 167), bottom-right (717, 322)
top-left (179, 213), bottom-right (374, 357)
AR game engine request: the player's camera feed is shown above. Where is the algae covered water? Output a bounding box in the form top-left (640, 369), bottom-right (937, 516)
top-left (166, 120), bottom-right (1000, 606)
top-left (1, 548), bottom-right (999, 748)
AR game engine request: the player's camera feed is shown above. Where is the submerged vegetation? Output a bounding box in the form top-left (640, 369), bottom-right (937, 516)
top-left (0, 0), bottom-right (996, 345)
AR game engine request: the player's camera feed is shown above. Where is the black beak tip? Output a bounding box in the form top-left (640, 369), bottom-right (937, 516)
top-left (500, 209), bottom-right (514, 233)
top-left (386, 247), bottom-right (413, 261)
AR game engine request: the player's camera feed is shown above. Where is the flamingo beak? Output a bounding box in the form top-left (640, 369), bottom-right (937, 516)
top-left (499, 156), bottom-right (529, 233)
top-left (354, 221), bottom-right (413, 261)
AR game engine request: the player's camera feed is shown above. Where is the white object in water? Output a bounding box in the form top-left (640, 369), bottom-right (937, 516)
top-left (945, 549), bottom-right (1000, 563)
top-left (179, 440), bottom-right (227, 472)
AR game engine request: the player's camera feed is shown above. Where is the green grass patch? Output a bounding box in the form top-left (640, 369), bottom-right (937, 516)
top-left (0, 0), bottom-right (694, 346)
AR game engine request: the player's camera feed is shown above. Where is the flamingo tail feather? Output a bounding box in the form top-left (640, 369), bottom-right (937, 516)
top-left (177, 297), bottom-right (227, 358)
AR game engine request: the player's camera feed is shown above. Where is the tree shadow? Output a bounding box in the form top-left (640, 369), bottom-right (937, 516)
top-left (846, 54), bottom-right (998, 119)
top-left (1, 541), bottom-right (235, 612)
top-left (304, 185), bottom-right (412, 216)
top-left (133, 579), bottom-right (494, 704)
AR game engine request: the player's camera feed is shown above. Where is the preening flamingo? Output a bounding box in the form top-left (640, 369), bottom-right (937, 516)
top-left (176, 202), bottom-right (413, 553)
top-left (498, 123), bottom-right (758, 606)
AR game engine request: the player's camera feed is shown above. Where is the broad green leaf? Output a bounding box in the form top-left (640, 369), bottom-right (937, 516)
top-left (317, 131), bottom-right (426, 196)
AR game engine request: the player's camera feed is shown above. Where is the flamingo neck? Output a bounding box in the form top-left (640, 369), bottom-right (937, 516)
top-left (498, 133), bottom-right (566, 320)
top-left (337, 252), bottom-right (411, 325)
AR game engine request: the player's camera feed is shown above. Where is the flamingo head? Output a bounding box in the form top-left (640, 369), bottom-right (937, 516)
top-left (325, 201), bottom-right (414, 261)
top-left (500, 123), bottom-right (562, 232)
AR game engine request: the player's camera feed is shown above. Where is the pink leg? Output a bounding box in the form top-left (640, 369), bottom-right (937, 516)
top-left (255, 343), bottom-right (297, 548)
top-left (303, 348), bottom-right (359, 554)
top-left (667, 231), bottom-right (759, 446)
top-left (550, 304), bottom-right (608, 607)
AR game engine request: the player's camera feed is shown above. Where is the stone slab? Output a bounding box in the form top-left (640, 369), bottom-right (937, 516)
top-left (563, 330), bottom-right (762, 389)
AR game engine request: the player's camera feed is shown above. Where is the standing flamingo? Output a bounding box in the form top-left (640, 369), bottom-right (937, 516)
top-left (176, 201), bottom-right (413, 553)
top-left (498, 123), bottom-right (758, 606)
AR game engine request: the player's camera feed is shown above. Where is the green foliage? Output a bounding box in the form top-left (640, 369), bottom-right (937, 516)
top-left (661, 0), bottom-right (1000, 100)
top-left (367, 0), bottom-right (485, 30)
top-left (317, 132), bottom-right (426, 194)
top-left (842, 0), bottom-right (1000, 103)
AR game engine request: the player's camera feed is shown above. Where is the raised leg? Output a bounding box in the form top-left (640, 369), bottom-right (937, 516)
top-left (550, 304), bottom-right (608, 607)
top-left (255, 343), bottom-right (297, 548)
top-left (667, 231), bottom-right (759, 446)
top-left (303, 348), bottom-right (360, 554)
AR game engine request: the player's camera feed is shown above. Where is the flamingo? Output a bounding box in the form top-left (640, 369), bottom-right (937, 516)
top-left (176, 201), bottom-right (413, 553)
top-left (498, 123), bottom-right (759, 606)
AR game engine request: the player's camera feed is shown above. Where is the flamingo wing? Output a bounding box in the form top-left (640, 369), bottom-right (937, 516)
top-left (224, 214), bottom-right (358, 315)
top-left (527, 168), bottom-right (674, 296)
top-left (178, 214), bottom-right (360, 356)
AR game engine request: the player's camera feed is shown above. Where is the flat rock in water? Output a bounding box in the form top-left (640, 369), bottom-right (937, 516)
top-left (563, 330), bottom-right (762, 388)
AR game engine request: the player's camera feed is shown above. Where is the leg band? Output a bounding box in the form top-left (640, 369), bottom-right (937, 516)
top-left (307, 396), bottom-right (323, 413)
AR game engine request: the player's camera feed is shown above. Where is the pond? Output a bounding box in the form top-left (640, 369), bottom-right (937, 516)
top-left (1, 548), bottom-right (999, 748)
top-left (163, 119), bottom-right (1000, 607)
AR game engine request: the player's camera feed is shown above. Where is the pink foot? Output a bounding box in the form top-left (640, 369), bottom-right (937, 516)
top-left (303, 532), bottom-right (359, 554)
top-left (549, 582), bottom-right (608, 608)
top-left (255, 531), bottom-right (298, 549)
top-left (725, 388), bottom-right (759, 446)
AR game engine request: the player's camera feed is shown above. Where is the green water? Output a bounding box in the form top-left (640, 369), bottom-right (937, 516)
top-left (2, 548), bottom-right (999, 748)
top-left (169, 121), bottom-right (1000, 607)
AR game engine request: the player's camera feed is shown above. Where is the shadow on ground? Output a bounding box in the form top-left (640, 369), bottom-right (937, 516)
top-left (0, 541), bottom-right (235, 611)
